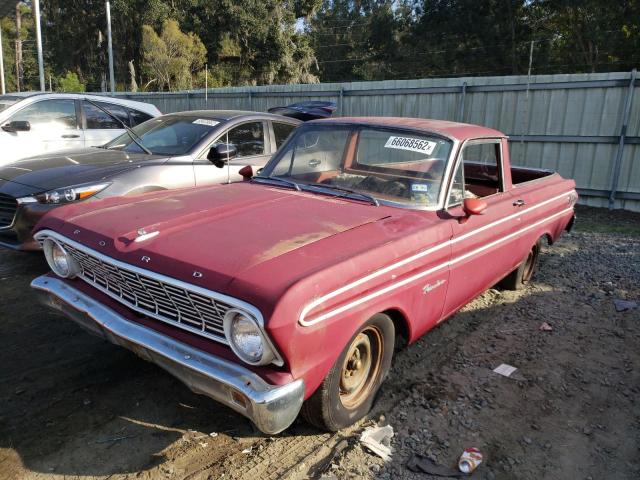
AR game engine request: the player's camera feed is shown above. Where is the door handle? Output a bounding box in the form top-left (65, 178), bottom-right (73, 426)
top-left (513, 199), bottom-right (526, 207)
top-left (61, 134), bottom-right (80, 138)
top-left (308, 159), bottom-right (321, 167)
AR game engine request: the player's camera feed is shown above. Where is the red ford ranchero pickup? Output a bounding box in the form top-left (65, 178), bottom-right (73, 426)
top-left (32, 118), bottom-right (577, 434)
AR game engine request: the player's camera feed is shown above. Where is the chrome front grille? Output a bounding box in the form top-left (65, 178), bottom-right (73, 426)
top-left (59, 241), bottom-right (232, 343)
top-left (0, 193), bottom-right (17, 228)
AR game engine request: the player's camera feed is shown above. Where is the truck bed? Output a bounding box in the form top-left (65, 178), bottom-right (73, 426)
top-left (511, 165), bottom-right (555, 185)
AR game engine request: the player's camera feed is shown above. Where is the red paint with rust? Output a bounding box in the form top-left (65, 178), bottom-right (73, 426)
top-left (34, 118), bottom-right (577, 399)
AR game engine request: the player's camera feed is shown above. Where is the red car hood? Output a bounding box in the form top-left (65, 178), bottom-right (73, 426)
top-left (37, 182), bottom-right (393, 294)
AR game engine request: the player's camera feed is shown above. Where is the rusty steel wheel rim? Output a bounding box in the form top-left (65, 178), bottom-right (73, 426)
top-left (522, 246), bottom-right (538, 282)
top-left (339, 326), bottom-right (384, 409)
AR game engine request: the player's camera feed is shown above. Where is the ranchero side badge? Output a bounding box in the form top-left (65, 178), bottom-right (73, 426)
top-left (423, 279), bottom-right (446, 294)
top-left (193, 271), bottom-right (204, 278)
top-left (141, 256), bottom-right (151, 263)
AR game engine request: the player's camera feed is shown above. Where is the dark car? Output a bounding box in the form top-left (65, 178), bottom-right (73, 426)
top-left (0, 109), bottom-right (301, 250)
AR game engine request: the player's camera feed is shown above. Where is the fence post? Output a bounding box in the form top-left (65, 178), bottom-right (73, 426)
top-left (608, 68), bottom-right (637, 209)
top-left (248, 90), bottom-right (253, 110)
top-left (186, 91), bottom-right (191, 110)
top-left (339, 87), bottom-right (344, 116)
top-left (457, 82), bottom-right (467, 122)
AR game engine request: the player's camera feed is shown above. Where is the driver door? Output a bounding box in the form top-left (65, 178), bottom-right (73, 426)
top-left (1, 99), bottom-right (83, 163)
top-left (441, 139), bottom-right (519, 319)
top-left (194, 121), bottom-right (271, 185)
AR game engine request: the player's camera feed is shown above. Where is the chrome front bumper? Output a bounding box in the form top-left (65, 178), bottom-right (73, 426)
top-left (31, 275), bottom-right (305, 435)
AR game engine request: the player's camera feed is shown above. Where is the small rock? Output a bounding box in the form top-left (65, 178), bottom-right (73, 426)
top-left (523, 436), bottom-right (532, 445)
top-left (613, 299), bottom-right (637, 312)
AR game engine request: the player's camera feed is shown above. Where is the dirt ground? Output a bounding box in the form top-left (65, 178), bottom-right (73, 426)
top-left (1, 205), bottom-right (639, 480)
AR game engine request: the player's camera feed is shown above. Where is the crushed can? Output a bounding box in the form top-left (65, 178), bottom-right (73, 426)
top-left (458, 447), bottom-right (483, 474)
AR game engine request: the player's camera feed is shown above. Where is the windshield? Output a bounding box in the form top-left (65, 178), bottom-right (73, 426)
top-left (0, 96), bottom-right (21, 113)
top-left (259, 125), bottom-right (453, 208)
top-left (104, 115), bottom-right (220, 155)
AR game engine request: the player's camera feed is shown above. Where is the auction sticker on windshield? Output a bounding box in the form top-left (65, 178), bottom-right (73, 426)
top-left (385, 136), bottom-right (437, 155)
top-left (193, 119), bottom-right (220, 127)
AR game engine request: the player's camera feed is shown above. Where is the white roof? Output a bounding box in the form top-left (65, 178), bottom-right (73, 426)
top-left (0, 92), bottom-right (161, 117)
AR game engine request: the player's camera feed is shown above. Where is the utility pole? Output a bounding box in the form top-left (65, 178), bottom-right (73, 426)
top-left (34, 0), bottom-right (45, 91)
top-left (0, 24), bottom-right (5, 94)
top-left (105, 1), bottom-right (115, 93)
top-left (15, 2), bottom-right (22, 92)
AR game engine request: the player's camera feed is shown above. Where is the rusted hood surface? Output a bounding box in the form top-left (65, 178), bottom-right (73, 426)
top-left (36, 182), bottom-right (395, 293)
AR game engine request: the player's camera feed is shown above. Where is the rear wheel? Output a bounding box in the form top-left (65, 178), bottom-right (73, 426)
top-left (499, 239), bottom-right (542, 290)
top-left (301, 313), bottom-right (394, 431)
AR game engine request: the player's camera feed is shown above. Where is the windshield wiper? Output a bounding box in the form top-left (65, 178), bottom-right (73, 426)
top-left (84, 98), bottom-right (153, 155)
top-left (308, 183), bottom-right (379, 206)
top-left (251, 176), bottom-right (301, 191)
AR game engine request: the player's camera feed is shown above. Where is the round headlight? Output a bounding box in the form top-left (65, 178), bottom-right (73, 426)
top-left (223, 309), bottom-right (274, 365)
top-left (43, 238), bottom-right (80, 278)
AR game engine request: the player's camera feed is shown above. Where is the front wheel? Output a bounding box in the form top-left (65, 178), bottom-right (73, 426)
top-left (301, 313), bottom-right (395, 431)
top-left (499, 239), bottom-right (542, 290)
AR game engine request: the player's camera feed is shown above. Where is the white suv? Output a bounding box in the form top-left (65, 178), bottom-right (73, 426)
top-left (0, 93), bottom-right (161, 166)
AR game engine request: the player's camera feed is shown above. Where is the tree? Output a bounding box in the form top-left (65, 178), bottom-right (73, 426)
top-left (1, 4), bottom-right (39, 92)
top-left (2, 0), bottom-right (637, 92)
top-left (56, 71), bottom-right (85, 92)
top-left (182, 0), bottom-right (319, 85)
top-left (531, 0), bottom-right (640, 73)
top-left (141, 19), bottom-right (206, 91)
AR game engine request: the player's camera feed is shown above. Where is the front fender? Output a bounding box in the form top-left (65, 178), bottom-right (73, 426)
top-left (267, 286), bottom-right (417, 400)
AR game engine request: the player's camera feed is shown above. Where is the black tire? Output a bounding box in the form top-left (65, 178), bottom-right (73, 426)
top-left (301, 313), bottom-right (395, 431)
top-left (499, 239), bottom-right (542, 291)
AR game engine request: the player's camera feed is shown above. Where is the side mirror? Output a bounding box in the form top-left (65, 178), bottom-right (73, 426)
top-left (2, 120), bottom-right (31, 133)
top-left (462, 198), bottom-right (488, 216)
top-left (238, 165), bottom-right (253, 180)
top-left (207, 143), bottom-right (237, 168)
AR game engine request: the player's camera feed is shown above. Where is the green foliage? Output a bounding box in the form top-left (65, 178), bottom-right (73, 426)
top-left (182, 0), bottom-right (318, 86)
top-left (141, 19), bottom-right (206, 91)
top-left (309, 0), bottom-right (640, 81)
top-left (0, 0), bottom-right (636, 92)
top-left (56, 71), bottom-right (85, 92)
top-left (1, 5), bottom-right (39, 92)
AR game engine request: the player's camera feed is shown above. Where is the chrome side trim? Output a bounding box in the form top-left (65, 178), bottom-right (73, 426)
top-left (31, 275), bottom-right (304, 435)
top-left (33, 229), bottom-right (284, 367)
top-left (300, 200), bottom-right (575, 326)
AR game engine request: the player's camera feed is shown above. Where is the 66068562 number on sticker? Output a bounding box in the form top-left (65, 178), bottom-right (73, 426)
top-left (384, 136), bottom-right (437, 155)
